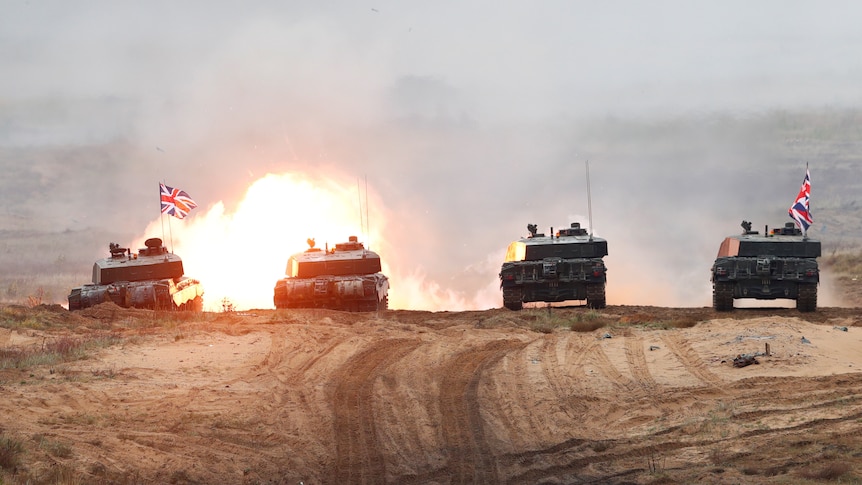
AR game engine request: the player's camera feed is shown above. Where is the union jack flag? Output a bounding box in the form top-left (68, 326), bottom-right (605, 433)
top-left (788, 166), bottom-right (813, 232)
top-left (160, 183), bottom-right (197, 219)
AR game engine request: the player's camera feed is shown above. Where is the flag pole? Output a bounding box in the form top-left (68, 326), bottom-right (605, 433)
top-left (160, 181), bottom-right (167, 250)
top-left (168, 210), bottom-right (174, 253)
top-left (162, 179), bottom-right (174, 253)
top-left (803, 162), bottom-right (810, 240)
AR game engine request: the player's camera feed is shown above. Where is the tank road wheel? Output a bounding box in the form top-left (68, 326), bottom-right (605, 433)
top-left (503, 288), bottom-right (523, 311)
top-left (796, 284), bottom-right (817, 312)
top-left (713, 282), bottom-right (734, 311)
top-left (586, 283), bottom-right (607, 309)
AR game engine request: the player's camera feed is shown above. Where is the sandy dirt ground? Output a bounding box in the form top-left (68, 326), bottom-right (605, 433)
top-left (2, 303), bottom-right (862, 484)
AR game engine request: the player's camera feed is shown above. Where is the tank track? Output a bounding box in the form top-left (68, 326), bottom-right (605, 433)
top-left (713, 282), bottom-right (734, 311)
top-left (585, 283), bottom-right (606, 309)
top-left (502, 288), bottom-right (523, 311)
top-left (274, 296), bottom-right (388, 312)
top-left (796, 284), bottom-right (817, 312)
top-left (68, 288), bottom-right (82, 311)
top-left (177, 296), bottom-right (203, 312)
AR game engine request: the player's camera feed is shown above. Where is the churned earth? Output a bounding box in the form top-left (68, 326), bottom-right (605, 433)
top-left (1, 303), bottom-right (862, 484)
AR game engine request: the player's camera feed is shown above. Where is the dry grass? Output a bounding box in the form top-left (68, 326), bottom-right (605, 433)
top-left (521, 308), bottom-right (704, 333)
top-left (522, 308), bottom-right (615, 333)
top-left (0, 333), bottom-right (122, 371)
top-left (618, 312), bottom-right (701, 330)
top-left (34, 434), bottom-right (73, 459)
top-left (796, 461), bottom-right (853, 481)
top-left (0, 433), bottom-right (25, 472)
top-left (821, 249), bottom-right (862, 275)
top-left (570, 310), bottom-right (615, 332)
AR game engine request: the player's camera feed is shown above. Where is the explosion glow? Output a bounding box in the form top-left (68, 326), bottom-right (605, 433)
top-left (137, 171), bottom-right (502, 312)
top-left (137, 172), bottom-right (381, 311)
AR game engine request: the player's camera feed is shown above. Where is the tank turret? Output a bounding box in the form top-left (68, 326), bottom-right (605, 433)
top-left (711, 221), bottom-right (820, 312)
top-left (499, 222), bottom-right (608, 310)
top-left (68, 238), bottom-right (204, 311)
top-left (273, 236), bottom-right (389, 311)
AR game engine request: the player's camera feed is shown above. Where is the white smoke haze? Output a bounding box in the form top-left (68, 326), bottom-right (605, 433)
top-left (136, 172), bottom-right (387, 311)
top-left (3, 1), bottom-right (862, 309)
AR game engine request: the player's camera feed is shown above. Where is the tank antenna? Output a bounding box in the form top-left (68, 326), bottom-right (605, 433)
top-left (365, 175), bottom-right (370, 250)
top-left (357, 176), bottom-right (372, 250)
top-left (357, 177), bottom-right (364, 238)
top-left (586, 160), bottom-right (594, 241)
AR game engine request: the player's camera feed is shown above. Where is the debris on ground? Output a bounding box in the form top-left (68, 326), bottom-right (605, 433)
top-left (733, 353), bottom-right (760, 368)
top-left (834, 326), bottom-right (849, 332)
top-left (648, 345), bottom-right (660, 351)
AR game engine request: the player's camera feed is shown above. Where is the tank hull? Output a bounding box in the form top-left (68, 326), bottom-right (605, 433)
top-left (273, 273), bottom-right (389, 311)
top-left (711, 256), bottom-right (818, 312)
top-left (500, 258), bottom-right (607, 310)
top-left (68, 276), bottom-right (204, 311)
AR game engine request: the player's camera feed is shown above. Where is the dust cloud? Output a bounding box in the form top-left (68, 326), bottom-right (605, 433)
top-left (3, 2), bottom-right (862, 309)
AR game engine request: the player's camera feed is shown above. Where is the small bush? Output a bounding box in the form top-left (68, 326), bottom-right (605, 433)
top-left (39, 463), bottom-right (81, 484)
top-left (26, 287), bottom-right (45, 308)
top-left (36, 435), bottom-right (73, 458)
top-left (590, 441), bottom-right (611, 452)
top-left (529, 320), bottom-right (557, 334)
top-left (570, 319), bottom-right (608, 333)
top-left (570, 311), bottom-right (613, 332)
top-left (797, 461), bottom-right (852, 481)
top-left (665, 317), bottom-right (700, 329)
top-left (221, 298), bottom-right (235, 313)
top-left (0, 434), bottom-right (25, 471)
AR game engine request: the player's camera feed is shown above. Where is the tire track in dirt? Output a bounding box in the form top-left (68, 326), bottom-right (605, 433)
top-left (504, 404), bottom-right (862, 484)
top-left (330, 338), bottom-right (422, 485)
top-left (539, 335), bottom-right (588, 400)
top-left (229, 326), bottom-right (342, 394)
top-left (500, 371), bottom-right (862, 483)
top-left (583, 338), bottom-right (631, 391)
top-left (503, 433), bottom-right (712, 484)
top-left (721, 376), bottom-right (862, 427)
top-left (431, 338), bottom-right (528, 485)
top-left (624, 335), bottom-right (657, 390)
top-left (258, 329), bottom-right (286, 363)
top-left (291, 337), bottom-right (342, 379)
top-left (660, 333), bottom-right (724, 388)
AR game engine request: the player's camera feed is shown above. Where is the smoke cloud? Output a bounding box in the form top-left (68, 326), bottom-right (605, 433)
top-left (3, 1), bottom-right (862, 309)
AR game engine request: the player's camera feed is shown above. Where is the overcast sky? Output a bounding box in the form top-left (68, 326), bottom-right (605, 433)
top-left (3, 1), bottom-right (860, 308)
top-left (4, 1), bottom-right (862, 123)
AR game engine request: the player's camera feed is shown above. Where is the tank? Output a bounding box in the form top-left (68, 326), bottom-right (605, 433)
top-left (273, 236), bottom-right (389, 311)
top-left (68, 238), bottom-right (204, 311)
top-left (711, 221), bottom-right (820, 312)
top-left (499, 223), bottom-right (608, 310)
